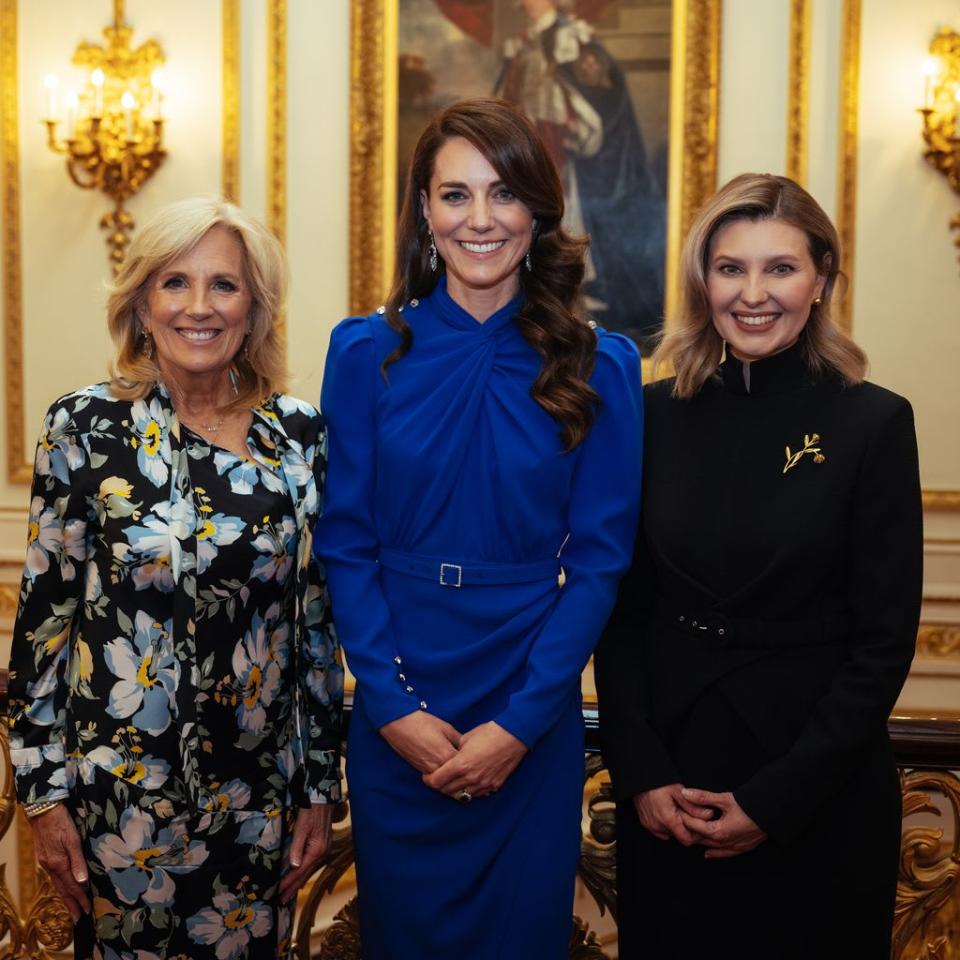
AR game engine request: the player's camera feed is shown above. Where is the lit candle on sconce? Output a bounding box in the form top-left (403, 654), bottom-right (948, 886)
top-left (65, 92), bottom-right (78, 140)
top-left (91, 68), bottom-right (105, 116)
top-left (954, 88), bottom-right (960, 135)
top-left (121, 91), bottom-right (136, 139)
top-left (151, 68), bottom-right (165, 120)
top-left (922, 57), bottom-right (939, 109)
top-left (44, 74), bottom-right (58, 120)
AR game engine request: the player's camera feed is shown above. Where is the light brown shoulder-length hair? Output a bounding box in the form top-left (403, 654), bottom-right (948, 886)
top-left (107, 195), bottom-right (287, 410)
top-left (384, 97), bottom-right (598, 451)
top-left (655, 172), bottom-right (867, 398)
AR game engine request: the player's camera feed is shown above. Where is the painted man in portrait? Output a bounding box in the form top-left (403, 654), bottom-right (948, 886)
top-left (494, 0), bottom-right (665, 347)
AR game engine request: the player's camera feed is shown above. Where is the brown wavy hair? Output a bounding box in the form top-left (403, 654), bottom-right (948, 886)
top-left (383, 97), bottom-right (598, 450)
top-left (655, 173), bottom-right (867, 398)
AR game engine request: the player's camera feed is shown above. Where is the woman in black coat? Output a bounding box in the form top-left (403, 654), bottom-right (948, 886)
top-left (595, 173), bottom-right (922, 959)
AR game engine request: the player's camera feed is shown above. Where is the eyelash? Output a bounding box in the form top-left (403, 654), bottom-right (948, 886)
top-left (716, 263), bottom-right (796, 276)
top-left (439, 189), bottom-right (516, 203)
top-left (161, 277), bottom-right (238, 292)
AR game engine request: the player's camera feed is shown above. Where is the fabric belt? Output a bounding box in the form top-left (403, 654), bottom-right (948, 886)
top-left (657, 605), bottom-right (850, 649)
top-left (379, 548), bottom-right (560, 587)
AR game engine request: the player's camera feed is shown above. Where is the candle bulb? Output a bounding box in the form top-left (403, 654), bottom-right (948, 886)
top-left (121, 91), bottom-right (136, 139)
top-left (44, 74), bottom-right (58, 121)
top-left (91, 68), bottom-right (104, 116)
top-left (151, 68), bottom-right (165, 120)
top-left (922, 58), bottom-right (938, 110)
top-left (65, 92), bottom-right (78, 140)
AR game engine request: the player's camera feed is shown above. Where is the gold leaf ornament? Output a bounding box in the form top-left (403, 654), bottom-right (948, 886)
top-left (783, 433), bottom-right (826, 474)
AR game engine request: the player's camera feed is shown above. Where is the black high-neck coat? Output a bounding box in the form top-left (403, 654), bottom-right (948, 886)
top-left (595, 342), bottom-right (922, 959)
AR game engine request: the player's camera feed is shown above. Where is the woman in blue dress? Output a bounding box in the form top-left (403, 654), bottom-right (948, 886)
top-left (314, 97), bottom-right (642, 958)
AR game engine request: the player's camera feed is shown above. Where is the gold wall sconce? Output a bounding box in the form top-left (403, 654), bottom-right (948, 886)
top-left (918, 26), bottom-right (960, 269)
top-left (41, 0), bottom-right (166, 274)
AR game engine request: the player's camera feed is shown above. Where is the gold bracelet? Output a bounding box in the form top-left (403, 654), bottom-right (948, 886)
top-left (23, 799), bottom-right (62, 819)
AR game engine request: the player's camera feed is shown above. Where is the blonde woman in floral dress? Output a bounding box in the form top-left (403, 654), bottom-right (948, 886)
top-left (7, 197), bottom-right (343, 959)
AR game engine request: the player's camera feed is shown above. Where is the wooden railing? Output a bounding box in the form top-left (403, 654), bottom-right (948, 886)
top-left (0, 679), bottom-right (957, 959)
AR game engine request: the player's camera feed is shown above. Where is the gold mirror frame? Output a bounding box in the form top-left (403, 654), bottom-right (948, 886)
top-left (348, 0), bottom-right (722, 336)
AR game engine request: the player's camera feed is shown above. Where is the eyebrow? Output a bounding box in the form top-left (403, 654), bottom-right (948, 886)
top-left (436, 179), bottom-right (506, 190)
top-left (157, 269), bottom-right (242, 281)
top-left (711, 251), bottom-right (804, 262)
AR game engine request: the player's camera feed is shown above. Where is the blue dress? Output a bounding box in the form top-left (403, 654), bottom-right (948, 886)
top-left (314, 278), bottom-right (642, 958)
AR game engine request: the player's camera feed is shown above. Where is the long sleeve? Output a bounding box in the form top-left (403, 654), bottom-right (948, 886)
top-left (313, 318), bottom-right (420, 730)
top-left (494, 334), bottom-right (643, 748)
top-left (594, 523), bottom-right (681, 800)
top-left (735, 396), bottom-right (922, 843)
top-left (299, 561), bottom-right (344, 803)
top-left (7, 398), bottom-right (91, 806)
top-left (297, 414), bottom-right (345, 804)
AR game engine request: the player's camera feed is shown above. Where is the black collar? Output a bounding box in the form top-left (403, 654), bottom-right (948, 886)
top-left (720, 339), bottom-right (816, 397)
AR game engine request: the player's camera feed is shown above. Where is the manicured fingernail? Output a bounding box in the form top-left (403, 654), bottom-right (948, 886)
top-left (290, 859), bottom-right (300, 868)
top-left (75, 873), bottom-right (87, 883)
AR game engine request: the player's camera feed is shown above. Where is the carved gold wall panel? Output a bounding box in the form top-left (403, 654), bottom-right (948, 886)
top-left (786, 0), bottom-right (810, 185)
top-left (895, 770), bottom-right (960, 960)
top-left (222, 0), bottom-right (240, 204)
top-left (835, 0), bottom-right (860, 336)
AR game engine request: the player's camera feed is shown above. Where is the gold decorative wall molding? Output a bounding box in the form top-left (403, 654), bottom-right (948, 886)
top-left (786, 0), bottom-right (810, 185)
top-left (222, 0), bottom-right (240, 203)
top-left (664, 0), bottom-right (721, 322)
top-left (916, 624), bottom-right (960, 661)
top-left (348, 0), bottom-right (394, 316)
top-left (924, 490), bottom-right (960, 512)
top-left (267, 0), bottom-right (286, 248)
top-left (1, 0), bottom-right (30, 485)
top-left (2, 1), bottom-right (242, 485)
top-left (835, 0), bottom-right (860, 335)
top-left (0, 584), bottom-right (17, 620)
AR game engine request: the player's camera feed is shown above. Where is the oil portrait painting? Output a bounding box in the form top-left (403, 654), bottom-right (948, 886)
top-left (397, 0), bottom-right (673, 352)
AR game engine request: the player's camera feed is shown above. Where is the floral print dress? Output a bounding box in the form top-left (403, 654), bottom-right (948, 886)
top-left (7, 383), bottom-right (344, 959)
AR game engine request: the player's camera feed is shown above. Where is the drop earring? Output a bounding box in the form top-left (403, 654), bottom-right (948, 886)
top-left (140, 328), bottom-right (154, 359)
top-left (525, 250), bottom-right (532, 272)
top-left (428, 233), bottom-right (438, 272)
top-left (812, 297), bottom-right (823, 306)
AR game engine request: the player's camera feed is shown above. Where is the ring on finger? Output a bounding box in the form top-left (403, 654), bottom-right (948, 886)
top-left (455, 789), bottom-right (473, 804)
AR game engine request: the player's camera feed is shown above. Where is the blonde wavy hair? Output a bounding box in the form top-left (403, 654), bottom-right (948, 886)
top-left (654, 173), bottom-right (867, 398)
top-left (107, 196), bottom-right (287, 409)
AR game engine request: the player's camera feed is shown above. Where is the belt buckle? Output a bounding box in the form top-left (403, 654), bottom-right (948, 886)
top-left (439, 563), bottom-right (462, 588)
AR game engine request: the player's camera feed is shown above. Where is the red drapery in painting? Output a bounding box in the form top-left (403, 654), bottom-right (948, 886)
top-left (431, 1), bottom-right (613, 47)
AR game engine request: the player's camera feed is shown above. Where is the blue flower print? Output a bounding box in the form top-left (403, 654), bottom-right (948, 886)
top-left (250, 515), bottom-right (297, 583)
top-left (84, 744), bottom-right (172, 790)
top-left (214, 450), bottom-right (286, 497)
top-left (24, 496), bottom-right (87, 584)
top-left (90, 807), bottom-right (209, 907)
top-left (235, 806), bottom-right (283, 851)
top-left (186, 887), bottom-right (273, 959)
top-left (196, 512), bottom-right (246, 575)
top-left (104, 612), bottom-right (178, 735)
top-left (231, 604), bottom-right (288, 735)
top-left (96, 947), bottom-right (163, 960)
top-left (128, 397), bottom-right (170, 488)
top-left (35, 405), bottom-right (86, 485)
top-left (201, 778), bottom-right (252, 816)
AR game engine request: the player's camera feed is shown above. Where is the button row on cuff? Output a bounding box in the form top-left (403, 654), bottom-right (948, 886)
top-left (393, 655), bottom-right (427, 710)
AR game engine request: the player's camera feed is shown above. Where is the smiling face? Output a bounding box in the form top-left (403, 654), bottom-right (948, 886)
top-left (139, 225), bottom-right (252, 384)
top-left (420, 136), bottom-right (534, 318)
top-left (706, 217), bottom-right (827, 363)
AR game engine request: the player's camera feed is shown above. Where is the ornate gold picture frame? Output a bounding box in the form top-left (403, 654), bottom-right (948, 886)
top-left (348, 0), bottom-right (722, 342)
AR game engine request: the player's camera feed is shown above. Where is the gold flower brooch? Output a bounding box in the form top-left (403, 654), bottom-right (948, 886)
top-left (783, 433), bottom-right (825, 474)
